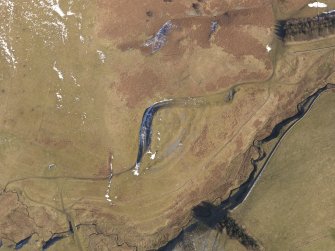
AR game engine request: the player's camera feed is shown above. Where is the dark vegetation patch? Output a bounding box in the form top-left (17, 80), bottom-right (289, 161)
top-left (192, 2), bottom-right (201, 15)
top-left (330, 228), bottom-right (335, 241)
top-left (193, 202), bottom-right (260, 250)
top-left (221, 215), bottom-right (259, 250)
top-left (192, 3), bottom-right (200, 10)
top-left (146, 11), bottom-right (153, 17)
top-left (276, 12), bottom-right (335, 41)
top-left (69, 221), bottom-right (74, 234)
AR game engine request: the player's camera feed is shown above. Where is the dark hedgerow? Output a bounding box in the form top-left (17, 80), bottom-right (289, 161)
top-left (277, 11), bottom-right (335, 41)
top-left (221, 215), bottom-right (260, 250)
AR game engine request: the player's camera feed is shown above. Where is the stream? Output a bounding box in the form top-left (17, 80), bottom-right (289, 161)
top-left (131, 89), bottom-right (235, 176)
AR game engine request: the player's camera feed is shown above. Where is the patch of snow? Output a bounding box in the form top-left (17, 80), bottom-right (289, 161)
top-left (0, 0), bottom-right (15, 32)
top-left (162, 98), bottom-right (173, 102)
top-left (48, 163), bottom-right (56, 169)
top-left (20, 0), bottom-right (72, 45)
top-left (97, 50), bottom-right (106, 63)
top-left (51, 2), bottom-right (65, 18)
top-left (71, 74), bottom-right (80, 86)
top-left (323, 9), bottom-right (335, 14)
top-left (0, 0), bottom-right (16, 68)
top-left (81, 112), bottom-right (87, 124)
top-left (51, 20), bottom-right (68, 43)
top-left (308, 2), bottom-right (327, 8)
top-left (151, 98), bottom-right (173, 107)
top-left (0, 0), bottom-right (14, 18)
top-left (105, 155), bottom-right (114, 204)
top-left (0, 36), bottom-right (17, 68)
top-left (266, 44), bottom-right (272, 52)
top-left (55, 89), bottom-right (63, 109)
top-left (53, 61), bottom-right (63, 80)
top-left (56, 92), bottom-right (62, 101)
top-left (67, 10), bottom-right (75, 16)
top-left (132, 163), bottom-right (140, 176)
top-left (150, 152), bottom-right (156, 160)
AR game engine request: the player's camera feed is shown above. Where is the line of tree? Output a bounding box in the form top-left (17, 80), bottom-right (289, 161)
top-left (276, 12), bottom-right (335, 41)
top-left (221, 215), bottom-right (260, 250)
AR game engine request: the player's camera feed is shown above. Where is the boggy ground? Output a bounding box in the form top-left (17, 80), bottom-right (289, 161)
top-left (0, 0), bottom-right (334, 250)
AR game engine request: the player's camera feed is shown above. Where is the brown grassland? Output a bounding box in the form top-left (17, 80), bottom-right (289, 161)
top-left (0, 0), bottom-right (334, 250)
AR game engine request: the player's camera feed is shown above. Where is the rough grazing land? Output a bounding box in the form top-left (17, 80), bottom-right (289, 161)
top-left (0, 0), bottom-right (334, 250)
